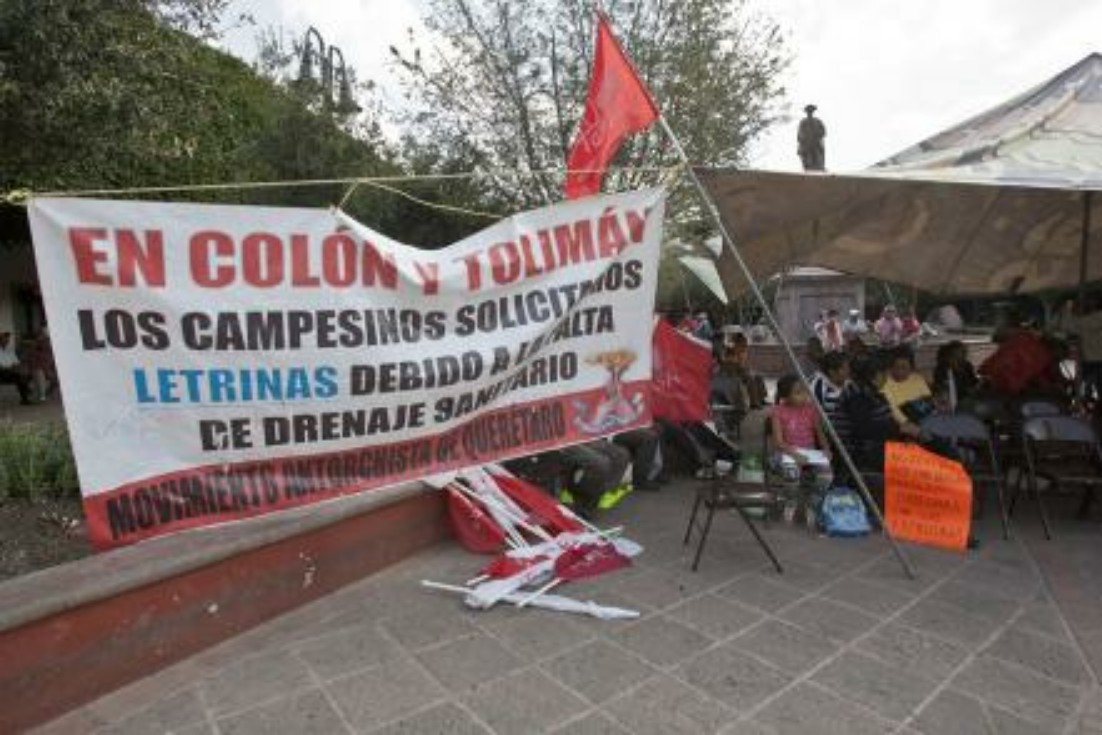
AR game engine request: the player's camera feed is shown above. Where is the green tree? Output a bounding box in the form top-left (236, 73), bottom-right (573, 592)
top-left (390, 0), bottom-right (788, 212)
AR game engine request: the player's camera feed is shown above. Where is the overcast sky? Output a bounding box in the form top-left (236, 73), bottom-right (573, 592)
top-left (221, 0), bottom-right (1102, 172)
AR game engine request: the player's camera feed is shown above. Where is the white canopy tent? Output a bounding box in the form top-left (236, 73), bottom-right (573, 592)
top-left (700, 53), bottom-right (1102, 298)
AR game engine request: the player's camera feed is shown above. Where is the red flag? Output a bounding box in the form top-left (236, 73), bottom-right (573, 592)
top-left (490, 472), bottom-right (586, 535)
top-left (553, 541), bottom-right (631, 580)
top-left (565, 13), bottom-right (660, 199)
top-left (480, 553), bottom-right (548, 579)
top-left (651, 319), bottom-right (711, 422)
top-left (446, 488), bottom-right (507, 554)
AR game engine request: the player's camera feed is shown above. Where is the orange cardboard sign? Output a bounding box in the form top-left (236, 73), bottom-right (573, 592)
top-left (884, 442), bottom-right (972, 552)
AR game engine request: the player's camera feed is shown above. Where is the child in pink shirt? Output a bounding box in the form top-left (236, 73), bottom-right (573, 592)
top-left (771, 374), bottom-right (833, 526)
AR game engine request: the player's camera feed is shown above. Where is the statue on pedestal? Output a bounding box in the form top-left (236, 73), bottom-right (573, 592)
top-left (798, 104), bottom-right (826, 171)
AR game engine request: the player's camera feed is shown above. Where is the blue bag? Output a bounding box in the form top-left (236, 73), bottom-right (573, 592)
top-left (819, 486), bottom-right (871, 537)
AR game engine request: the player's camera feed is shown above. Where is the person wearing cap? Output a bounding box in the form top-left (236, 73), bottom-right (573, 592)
top-left (0, 332), bottom-right (34, 405)
top-left (797, 104), bottom-right (826, 171)
top-left (842, 308), bottom-right (868, 341)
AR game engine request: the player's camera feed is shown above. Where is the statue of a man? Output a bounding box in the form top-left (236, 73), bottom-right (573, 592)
top-left (798, 104), bottom-right (826, 171)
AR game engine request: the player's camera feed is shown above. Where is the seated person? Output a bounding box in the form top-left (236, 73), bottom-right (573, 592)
top-left (933, 340), bottom-right (979, 409)
top-left (801, 336), bottom-right (825, 377)
top-left (881, 346), bottom-right (934, 426)
top-left (613, 426), bottom-right (663, 490)
top-left (810, 351), bottom-right (852, 458)
top-left (0, 331), bottom-right (34, 405)
top-left (841, 355), bottom-right (922, 510)
top-left (504, 440), bottom-right (631, 519)
top-left (843, 355), bottom-right (922, 471)
top-left (980, 326), bottom-right (1068, 399)
top-left (656, 417), bottom-right (738, 477)
top-left (728, 334), bottom-right (767, 408)
top-left (771, 375), bottom-right (833, 523)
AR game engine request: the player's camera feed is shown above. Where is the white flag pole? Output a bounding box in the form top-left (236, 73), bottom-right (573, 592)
top-left (652, 116), bottom-right (917, 580)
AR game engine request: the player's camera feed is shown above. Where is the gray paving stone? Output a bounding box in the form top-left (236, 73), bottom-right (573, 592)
top-left (718, 721), bottom-right (777, 735)
top-left (898, 598), bottom-right (1003, 648)
top-left (200, 649), bottom-right (315, 717)
top-left (819, 576), bottom-right (916, 616)
top-left (928, 579), bottom-right (1022, 623)
top-left (325, 656), bottom-right (447, 732)
top-left (855, 623), bottom-right (969, 682)
top-left (953, 560), bottom-right (1042, 600)
top-left (216, 688), bottom-right (348, 735)
top-left (369, 702), bottom-right (492, 735)
top-left (603, 674), bottom-right (735, 734)
top-left (174, 722), bottom-right (216, 735)
top-left (1017, 599), bottom-right (1072, 641)
top-left (858, 558), bottom-right (941, 593)
top-left (480, 608), bottom-right (596, 661)
top-left (778, 597), bottom-right (879, 645)
top-left (911, 689), bottom-right (1049, 735)
top-left (953, 654), bottom-right (1082, 728)
top-left (1077, 686), bottom-right (1102, 735)
top-left (608, 567), bottom-right (710, 610)
top-left (543, 639), bottom-right (656, 705)
top-left (462, 667), bottom-right (588, 735)
top-left (378, 604), bottom-right (480, 651)
top-left (415, 632), bottom-right (524, 694)
top-left (983, 623), bottom-right (1091, 684)
top-left (751, 682), bottom-right (895, 735)
top-left (811, 650), bottom-right (938, 721)
top-left (83, 658), bottom-right (207, 723)
top-left (666, 594), bottom-right (763, 641)
top-left (96, 688), bottom-right (207, 735)
top-left (759, 559), bottom-right (839, 593)
top-left (612, 615), bottom-right (713, 668)
top-left (294, 623), bottom-right (402, 680)
top-left (732, 619), bottom-right (839, 676)
top-left (32, 707), bottom-right (110, 735)
top-left (677, 643), bottom-right (793, 713)
top-left (550, 711), bottom-right (630, 734)
top-left (717, 574), bottom-right (805, 613)
top-left (1078, 629), bottom-right (1102, 681)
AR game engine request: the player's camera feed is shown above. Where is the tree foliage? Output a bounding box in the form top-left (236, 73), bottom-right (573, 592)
top-left (390, 0), bottom-right (788, 211)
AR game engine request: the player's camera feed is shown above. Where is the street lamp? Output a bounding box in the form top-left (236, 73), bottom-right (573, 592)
top-left (298, 26), bottom-right (362, 115)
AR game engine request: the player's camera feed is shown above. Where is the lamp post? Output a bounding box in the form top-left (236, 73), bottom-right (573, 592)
top-left (298, 26), bottom-right (361, 115)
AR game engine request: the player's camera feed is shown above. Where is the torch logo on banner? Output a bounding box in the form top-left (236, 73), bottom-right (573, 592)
top-left (573, 349), bottom-right (644, 433)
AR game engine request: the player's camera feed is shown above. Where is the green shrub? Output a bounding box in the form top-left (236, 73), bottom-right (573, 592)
top-left (0, 422), bottom-right (80, 502)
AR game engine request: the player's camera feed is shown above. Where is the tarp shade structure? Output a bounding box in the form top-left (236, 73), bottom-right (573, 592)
top-left (700, 52), bottom-right (1102, 297)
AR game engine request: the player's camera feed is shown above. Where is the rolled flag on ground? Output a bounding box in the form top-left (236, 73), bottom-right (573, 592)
top-left (553, 540), bottom-right (632, 580)
top-left (488, 470), bottom-right (586, 535)
top-left (479, 553), bottom-right (549, 580)
top-left (446, 488), bottom-right (508, 554)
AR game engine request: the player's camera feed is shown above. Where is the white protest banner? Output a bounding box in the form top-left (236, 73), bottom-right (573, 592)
top-left (28, 190), bottom-right (665, 548)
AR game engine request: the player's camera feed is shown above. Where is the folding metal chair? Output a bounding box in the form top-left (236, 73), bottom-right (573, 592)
top-left (1020, 415), bottom-right (1102, 539)
top-left (683, 477), bottom-right (782, 573)
top-left (920, 413), bottom-right (1010, 539)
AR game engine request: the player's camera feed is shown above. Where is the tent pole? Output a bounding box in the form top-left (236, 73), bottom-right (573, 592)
top-left (1079, 191), bottom-right (1093, 311)
top-left (655, 116), bottom-right (917, 580)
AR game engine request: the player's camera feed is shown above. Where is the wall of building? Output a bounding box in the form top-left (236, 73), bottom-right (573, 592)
top-left (773, 275), bottom-right (866, 343)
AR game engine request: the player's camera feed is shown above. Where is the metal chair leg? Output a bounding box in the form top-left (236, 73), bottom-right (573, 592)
top-left (691, 501), bottom-right (718, 572)
top-left (1028, 466), bottom-right (1053, 541)
top-left (737, 507), bottom-right (783, 574)
top-left (995, 478), bottom-right (1011, 540)
top-left (989, 447), bottom-right (1010, 540)
top-left (683, 493), bottom-right (703, 546)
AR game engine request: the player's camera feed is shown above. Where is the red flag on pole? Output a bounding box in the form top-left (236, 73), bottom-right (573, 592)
top-left (564, 13), bottom-right (660, 199)
top-left (651, 319), bottom-right (712, 422)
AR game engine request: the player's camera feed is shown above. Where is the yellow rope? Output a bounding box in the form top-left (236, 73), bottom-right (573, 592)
top-left (3, 166), bottom-right (681, 203)
top-left (353, 180), bottom-right (503, 220)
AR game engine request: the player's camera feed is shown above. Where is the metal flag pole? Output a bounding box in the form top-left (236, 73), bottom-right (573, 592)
top-left (654, 116), bottom-right (917, 580)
